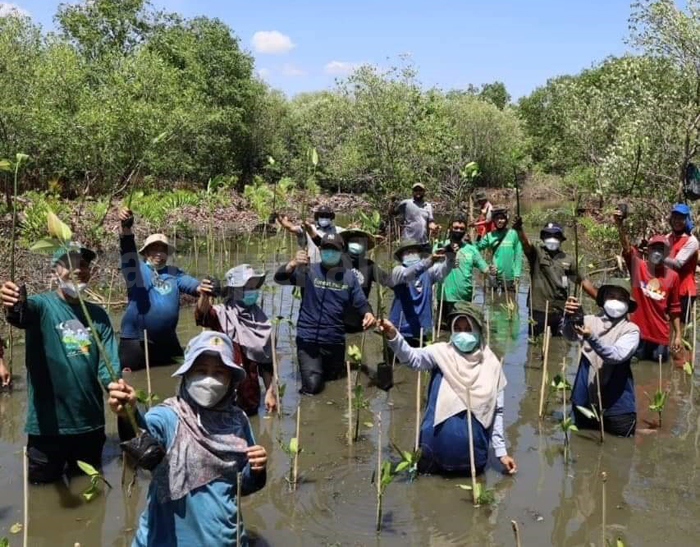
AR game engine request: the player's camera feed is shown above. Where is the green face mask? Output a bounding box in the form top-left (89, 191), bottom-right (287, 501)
top-left (241, 290), bottom-right (259, 307)
top-left (321, 249), bottom-right (342, 266)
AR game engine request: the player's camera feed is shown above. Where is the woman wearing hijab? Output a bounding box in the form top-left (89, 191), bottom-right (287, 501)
top-left (563, 279), bottom-right (641, 437)
top-left (108, 331), bottom-right (267, 547)
top-left (378, 302), bottom-right (517, 476)
top-left (195, 264), bottom-right (277, 415)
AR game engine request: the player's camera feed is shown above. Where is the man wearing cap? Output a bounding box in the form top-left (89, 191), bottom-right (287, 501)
top-left (614, 208), bottom-right (682, 361)
top-left (277, 204), bottom-right (344, 263)
top-left (563, 279), bottom-right (641, 436)
top-left (664, 203), bottom-right (698, 326)
top-left (433, 214), bottom-right (488, 321)
top-left (393, 182), bottom-right (438, 244)
top-left (476, 207), bottom-right (523, 290)
top-left (274, 233), bottom-right (375, 394)
top-left (1, 242), bottom-right (120, 483)
top-left (378, 303), bottom-right (517, 475)
top-left (513, 217), bottom-right (597, 337)
top-left (118, 208), bottom-right (209, 371)
top-left (195, 264), bottom-right (278, 415)
top-left (473, 190), bottom-right (494, 238)
top-left (389, 239), bottom-right (455, 345)
top-left (108, 330), bottom-right (267, 546)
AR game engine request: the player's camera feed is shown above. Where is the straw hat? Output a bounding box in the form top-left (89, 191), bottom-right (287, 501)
top-left (139, 234), bottom-right (176, 255)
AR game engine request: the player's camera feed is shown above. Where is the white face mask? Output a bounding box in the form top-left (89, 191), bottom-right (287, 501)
top-left (603, 299), bottom-right (628, 319)
top-left (317, 218), bottom-right (332, 228)
top-left (59, 279), bottom-right (87, 298)
top-left (185, 372), bottom-right (229, 408)
top-left (649, 250), bottom-right (664, 265)
top-left (543, 237), bottom-right (561, 252)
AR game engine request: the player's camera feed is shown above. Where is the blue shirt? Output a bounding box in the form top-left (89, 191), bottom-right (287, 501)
top-left (119, 235), bottom-right (200, 340)
top-left (274, 262), bottom-right (370, 344)
top-left (133, 406), bottom-right (265, 547)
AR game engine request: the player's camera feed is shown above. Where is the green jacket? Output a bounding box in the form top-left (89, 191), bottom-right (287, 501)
top-left (476, 228), bottom-right (523, 281)
top-left (435, 240), bottom-right (489, 302)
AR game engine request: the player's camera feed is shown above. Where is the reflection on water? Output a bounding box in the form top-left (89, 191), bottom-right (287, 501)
top-left (1, 229), bottom-right (699, 546)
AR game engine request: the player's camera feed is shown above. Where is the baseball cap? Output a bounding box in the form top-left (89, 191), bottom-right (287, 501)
top-left (320, 233), bottom-right (344, 251)
top-left (172, 331), bottom-right (246, 382)
top-left (412, 182), bottom-right (426, 190)
top-left (52, 242), bottom-right (96, 266)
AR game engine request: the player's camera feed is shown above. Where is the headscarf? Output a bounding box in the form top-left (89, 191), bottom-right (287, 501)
top-left (215, 298), bottom-right (272, 363)
top-left (152, 384), bottom-right (250, 502)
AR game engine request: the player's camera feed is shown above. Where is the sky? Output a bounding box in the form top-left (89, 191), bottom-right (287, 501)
top-left (1, 0), bottom-right (637, 99)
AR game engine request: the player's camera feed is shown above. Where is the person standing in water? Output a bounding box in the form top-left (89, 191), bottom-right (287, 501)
top-left (195, 264), bottom-right (278, 416)
top-left (664, 203), bottom-right (698, 324)
top-left (513, 217), bottom-right (597, 337)
top-left (118, 208), bottom-right (211, 371)
top-left (378, 302), bottom-right (517, 475)
top-left (476, 207), bottom-right (523, 291)
top-left (434, 214), bottom-right (489, 322)
top-left (1, 243), bottom-right (120, 483)
top-left (563, 279), bottom-right (641, 437)
top-left (277, 205), bottom-right (344, 263)
top-left (472, 190), bottom-right (494, 238)
top-left (393, 182), bottom-right (439, 243)
top-left (614, 208), bottom-right (682, 362)
top-left (108, 331), bottom-right (267, 546)
top-left (274, 233), bottom-right (375, 394)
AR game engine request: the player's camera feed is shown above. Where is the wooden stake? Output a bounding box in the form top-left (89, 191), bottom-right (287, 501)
top-left (415, 328), bottom-right (424, 452)
top-left (437, 285), bottom-right (446, 338)
top-left (346, 360), bottom-right (353, 446)
top-left (595, 367), bottom-right (605, 444)
top-left (271, 329), bottom-right (281, 417)
top-left (375, 412), bottom-right (383, 532)
top-left (601, 471), bottom-right (607, 547)
top-left (511, 520), bottom-right (522, 547)
top-left (292, 405), bottom-right (301, 489)
top-left (693, 299), bottom-right (697, 369)
top-left (486, 312), bottom-right (491, 347)
top-left (466, 391), bottom-right (478, 505)
top-left (236, 471), bottom-right (242, 547)
top-left (23, 446), bottom-right (28, 547)
top-left (542, 301), bottom-right (550, 353)
top-left (538, 326), bottom-right (551, 418)
top-left (561, 356), bottom-right (569, 458)
top-left (144, 330), bottom-right (152, 409)
top-left (106, 269), bottom-right (116, 314)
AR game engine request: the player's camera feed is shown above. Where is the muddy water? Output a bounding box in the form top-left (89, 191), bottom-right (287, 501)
top-left (1, 225), bottom-right (700, 546)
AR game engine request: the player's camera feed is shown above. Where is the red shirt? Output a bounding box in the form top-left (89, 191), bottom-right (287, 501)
top-left (667, 232), bottom-right (698, 297)
top-left (625, 249), bottom-right (681, 345)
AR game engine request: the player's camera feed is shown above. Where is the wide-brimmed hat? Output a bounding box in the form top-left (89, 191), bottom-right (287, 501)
top-left (139, 234), bottom-right (176, 255)
top-left (320, 233), bottom-right (344, 251)
top-left (540, 221), bottom-right (567, 241)
top-left (474, 190), bottom-right (488, 202)
top-left (394, 239), bottom-right (429, 261)
top-left (412, 182), bottom-right (426, 191)
top-left (446, 302), bottom-right (484, 331)
top-left (52, 242), bottom-right (96, 266)
top-left (341, 229), bottom-right (376, 251)
top-left (595, 278), bottom-right (637, 314)
top-left (224, 264), bottom-right (266, 290)
top-left (313, 205), bottom-right (335, 220)
top-left (173, 331), bottom-right (246, 382)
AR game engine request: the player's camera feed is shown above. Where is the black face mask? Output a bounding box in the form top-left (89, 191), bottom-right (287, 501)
top-left (450, 230), bottom-right (466, 242)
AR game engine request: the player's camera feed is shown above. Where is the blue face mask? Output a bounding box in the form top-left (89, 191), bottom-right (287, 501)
top-left (451, 332), bottom-right (480, 353)
top-left (402, 253), bottom-right (421, 267)
top-left (321, 248), bottom-right (342, 266)
top-left (241, 290), bottom-right (259, 307)
top-left (348, 242), bottom-right (365, 256)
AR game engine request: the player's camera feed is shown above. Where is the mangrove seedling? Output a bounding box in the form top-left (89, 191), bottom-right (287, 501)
top-left (456, 481), bottom-right (496, 507)
top-left (279, 435), bottom-right (302, 488)
top-left (352, 384), bottom-right (371, 441)
top-left (77, 460), bottom-right (112, 502)
top-left (347, 344), bottom-right (362, 365)
top-left (390, 442), bottom-right (421, 482)
top-left (135, 390), bottom-right (161, 407)
top-left (550, 374), bottom-right (572, 393)
top-left (559, 358), bottom-right (576, 460)
top-left (646, 355), bottom-right (668, 427)
top-left (373, 459), bottom-right (396, 532)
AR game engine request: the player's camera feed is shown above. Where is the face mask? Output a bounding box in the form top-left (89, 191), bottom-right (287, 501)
top-left (185, 372), bottom-right (229, 408)
top-left (348, 242), bottom-right (365, 256)
top-left (317, 218), bottom-right (332, 228)
top-left (649, 250), bottom-right (664, 265)
top-left (451, 332), bottom-right (480, 353)
top-left (402, 253), bottom-right (421, 267)
top-left (543, 237), bottom-right (561, 252)
top-left (320, 248), bottom-right (342, 266)
top-left (450, 230), bottom-right (465, 242)
top-left (241, 290), bottom-right (259, 307)
top-left (59, 279), bottom-right (87, 298)
top-left (603, 299), bottom-right (628, 319)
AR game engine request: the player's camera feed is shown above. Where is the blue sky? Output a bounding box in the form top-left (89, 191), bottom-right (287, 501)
top-left (2, 0), bottom-right (636, 99)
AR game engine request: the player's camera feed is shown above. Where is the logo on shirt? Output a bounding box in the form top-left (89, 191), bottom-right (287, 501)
top-left (151, 272), bottom-right (174, 296)
top-left (641, 278), bottom-right (666, 301)
top-left (55, 319), bottom-right (91, 356)
top-left (351, 268), bottom-right (366, 286)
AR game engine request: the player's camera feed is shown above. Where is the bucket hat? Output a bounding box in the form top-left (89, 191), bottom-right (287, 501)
top-left (173, 331), bottom-right (246, 382)
top-left (224, 264), bottom-right (266, 290)
top-left (446, 302), bottom-right (484, 332)
top-left (341, 229), bottom-right (376, 252)
top-left (139, 234), bottom-right (176, 255)
top-left (595, 278), bottom-right (637, 314)
top-left (394, 239), bottom-right (430, 261)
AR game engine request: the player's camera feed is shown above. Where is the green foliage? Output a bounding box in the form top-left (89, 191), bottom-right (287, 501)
top-left (457, 482), bottom-right (496, 506)
top-left (243, 176), bottom-right (274, 223)
top-left (18, 191), bottom-right (70, 246)
top-left (127, 189), bottom-right (201, 224)
top-left (551, 374), bottom-right (572, 392)
top-left (0, 537), bottom-right (8, 547)
top-left (390, 442), bottom-right (421, 482)
top-left (575, 405), bottom-right (600, 422)
top-left (76, 459), bottom-right (112, 502)
top-left (647, 389), bottom-right (668, 413)
top-left (559, 417), bottom-right (579, 435)
top-left (347, 344), bottom-right (362, 364)
top-left (135, 389), bottom-right (160, 406)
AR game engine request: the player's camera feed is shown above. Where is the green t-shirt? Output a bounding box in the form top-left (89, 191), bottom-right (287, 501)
top-left (436, 240), bottom-right (488, 302)
top-left (23, 292), bottom-right (120, 436)
top-left (476, 228), bottom-right (523, 281)
top-left (526, 244), bottom-right (581, 313)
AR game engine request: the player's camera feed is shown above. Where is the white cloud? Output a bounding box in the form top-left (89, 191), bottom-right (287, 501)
top-left (324, 60), bottom-right (362, 75)
top-left (252, 31), bottom-right (295, 54)
top-left (257, 68), bottom-right (271, 79)
top-left (0, 2), bottom-right (29, 17)
top-left (281, 63), bottom-right (306, 77)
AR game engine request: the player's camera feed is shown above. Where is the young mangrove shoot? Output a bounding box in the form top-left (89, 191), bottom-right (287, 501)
top-left (77, 460), bottom-right (113, 502)
top-left (646, 355), bottom-right (668, 428)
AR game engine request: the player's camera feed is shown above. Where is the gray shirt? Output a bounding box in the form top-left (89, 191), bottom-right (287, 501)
top-left (398, 199), bottom-right (434, 243)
